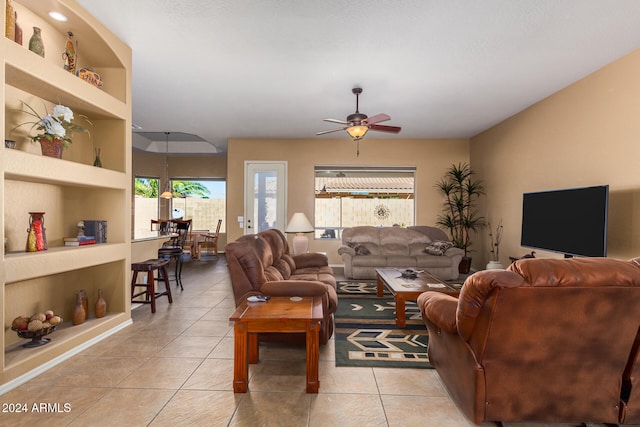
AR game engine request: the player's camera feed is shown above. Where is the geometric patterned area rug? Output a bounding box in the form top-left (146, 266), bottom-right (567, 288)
top-left (334, 282), bottom-right (432, 369)
top-left (337, 280), bottom-right (384, 295)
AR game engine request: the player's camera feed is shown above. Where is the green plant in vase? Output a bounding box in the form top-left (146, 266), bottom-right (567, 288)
top-left (435, 162), bottom-right (486, 273)
top-left (11, 101), bottom-right (90, 158)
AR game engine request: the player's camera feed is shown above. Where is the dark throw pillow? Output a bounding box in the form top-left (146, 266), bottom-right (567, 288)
top-left (346, 242), bottom-right (371, 255)
top-left (425, 240), bottom-right (455, 256)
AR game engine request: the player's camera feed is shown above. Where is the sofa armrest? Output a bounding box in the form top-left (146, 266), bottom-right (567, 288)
top-left (456, 270), bottom-right (525, 340)
top-left (260, 280), bottom-right (329, 297)
top-left (444, 247), bottom-right (465, 257)
top-left (417, 292), bottom-right (458, 334)
top-left (293, 252), bottom-right (328, 269)
top-left (337, 245), bottom-right (355, 257)
top-left (260, 280), bottom-right (338, 315)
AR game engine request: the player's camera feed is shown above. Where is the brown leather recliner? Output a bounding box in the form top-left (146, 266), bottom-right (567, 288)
top-left (225, 228), bottom-right (338, 344)
top-left (417, 257), bottom-right (640, 425)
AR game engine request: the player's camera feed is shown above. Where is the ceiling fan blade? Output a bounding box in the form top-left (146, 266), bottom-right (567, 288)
top-left (369, 124), bottom-right (401, 133)
top-left (364, 113), bottom-right (390, 125)
top-left (316, 127), bottom-right (347, 135)
top-left (323, 118), bottom-right (350, 125)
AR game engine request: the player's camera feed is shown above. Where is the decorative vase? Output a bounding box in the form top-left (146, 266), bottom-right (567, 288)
top-left (25, 212), bottom-right (47, 252)
top-left (486, 260), bottom-right (505, 270)
top-left (458, 256), bottom-right (472, 274)
top-left (95, 288), bottom-right (106, 318)
top-left (79, 290), bottom-right (88, 317)
top-left (28, 26), bottom-right (44, 57)
top-left (39, 138), bottom-right (63, 158)
top-left (5, 0), bottom-right (15, 41)
top-left (14, 12), bottom-right (21, 45)
top-left (93, 148), bottom-right (102, 167)
top-left (73, 292), bottom-right (86, 325)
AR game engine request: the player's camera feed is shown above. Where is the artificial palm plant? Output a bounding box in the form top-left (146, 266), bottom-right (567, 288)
top-left (435, 162), bottom-right (486, 272)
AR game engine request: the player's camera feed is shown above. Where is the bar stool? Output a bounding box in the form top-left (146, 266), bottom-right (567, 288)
top-left (158, 219), bottom-right (191, 290)
top-left (131, 258), bottom-right (173, 313)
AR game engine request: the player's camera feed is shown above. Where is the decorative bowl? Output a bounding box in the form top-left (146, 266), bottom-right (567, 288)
top-left (78, 68), bottom-right (103, 88)
top-left (400, 268), bottom-right (423, 279)
top-left (12, 324), bottom-right (57, 348)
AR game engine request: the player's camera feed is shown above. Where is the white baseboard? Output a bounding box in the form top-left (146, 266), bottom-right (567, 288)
top-left (0, 319), bottom-right (133, 396)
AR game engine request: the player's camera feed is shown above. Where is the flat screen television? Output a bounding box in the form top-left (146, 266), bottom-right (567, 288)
top-left (520, 185), bottom-right (609, 257)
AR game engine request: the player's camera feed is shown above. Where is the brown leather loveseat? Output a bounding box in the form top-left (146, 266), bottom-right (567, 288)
top-left (417, 257), bottom-right (640, 425)
top-left (225, 228), bottom-right (338, 344)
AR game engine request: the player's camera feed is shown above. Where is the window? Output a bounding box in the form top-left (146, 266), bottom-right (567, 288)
top-left (169, 179), bottom-right (226, 233)
top-left (314, 166), bottom-right (415, 239)
top-left (133, 176), bottom-right (160, 239)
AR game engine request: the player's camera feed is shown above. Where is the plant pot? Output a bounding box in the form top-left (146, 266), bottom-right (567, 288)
top-left (458, 257), bottom-right (472, 274)
top-left (39, 138), bottom-right (63, 158)
top-left (486, 260), bottom-right (504, 270)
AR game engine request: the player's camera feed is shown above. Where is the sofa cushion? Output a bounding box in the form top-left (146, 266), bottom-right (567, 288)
top-left (425, 240), bottom-right (455, 255)
top-left (281, 254), bottom-right (297, 272)
top-left (381, 242), bottom-right (409, 256)
top-left (292, 265), bottom-right (337, 287)
top-left (343, 226), bottom-right (379, 243)
top-left (409, 242), bottom-right (430, 256)
top-left (416, 255), bottom-right (458, 268)
top-left (386, 255), bottom-right (417, 267)
top-left (264, 265), bottom-right (284, 281)
top-left (273, 258), bottom-right (293, 279)
top-left (352, 255), bottom-right (387, 267)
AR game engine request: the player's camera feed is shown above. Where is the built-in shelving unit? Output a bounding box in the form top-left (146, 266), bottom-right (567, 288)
top-left (1, 0), bottom-right (132, 390)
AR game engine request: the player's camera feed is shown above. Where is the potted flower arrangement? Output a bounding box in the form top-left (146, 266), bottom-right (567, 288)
top-left (487, 219), bottom-right (504, 269)
top-left (435, 162), bottom-right (486, 273)
top-left (12, 101), bottom-right (89, 158)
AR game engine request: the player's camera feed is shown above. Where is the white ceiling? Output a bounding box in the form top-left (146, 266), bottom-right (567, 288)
top-left (75, 0), bottom-right (640, 154)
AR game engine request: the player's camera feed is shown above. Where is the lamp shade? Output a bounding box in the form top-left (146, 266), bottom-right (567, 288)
top-left (160, 191), bottom-right (173, 199)
top-left (285, 213), bottom-right (314, 233)
top-left (346, 125), bottom-right (368, 140)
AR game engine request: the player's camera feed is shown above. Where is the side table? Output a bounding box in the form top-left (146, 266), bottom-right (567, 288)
top-left (228, 296), bottom-right (323, 393)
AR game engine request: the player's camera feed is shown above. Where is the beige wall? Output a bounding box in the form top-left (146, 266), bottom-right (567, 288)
top-left (227, 137), bottom-right (469, 264)
top-left (471, 48), bottom-right (640, 269)
top-left (134, 49), bottom-right (640, 269)
top-left (131, 151), bottom-right (228, 260)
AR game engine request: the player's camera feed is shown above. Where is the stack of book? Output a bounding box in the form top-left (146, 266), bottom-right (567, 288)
top-left (64, 236), bottom-right (97, 246)
top-left (83, 220), bottom-right (107, 243)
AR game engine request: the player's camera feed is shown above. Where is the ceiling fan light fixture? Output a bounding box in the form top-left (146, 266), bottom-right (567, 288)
top-left (346, 125), bottom-right (368, 140)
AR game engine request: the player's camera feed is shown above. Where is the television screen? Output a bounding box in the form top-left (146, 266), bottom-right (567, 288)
top-left (521, 185), bottom-right (609, 257)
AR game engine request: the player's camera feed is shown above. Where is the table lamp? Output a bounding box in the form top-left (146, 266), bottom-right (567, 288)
top-left (285, 212), bottom-right (314, 254)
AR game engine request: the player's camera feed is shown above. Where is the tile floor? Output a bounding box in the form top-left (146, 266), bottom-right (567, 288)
top-left (0, 257), bottom-right (611, 426)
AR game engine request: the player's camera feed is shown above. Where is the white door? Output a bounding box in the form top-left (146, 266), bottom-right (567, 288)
top-left (244, 161), bottom-right (287, 234)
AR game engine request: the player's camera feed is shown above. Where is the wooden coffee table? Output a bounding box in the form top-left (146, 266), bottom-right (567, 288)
top-left (376, 268), bottom-right (461, 328)
top-left (228, 296), bottom-right (323, 393)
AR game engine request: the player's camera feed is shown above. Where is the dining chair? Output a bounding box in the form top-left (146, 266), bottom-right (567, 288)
top-left (198, 219), bottom-right (222, 260)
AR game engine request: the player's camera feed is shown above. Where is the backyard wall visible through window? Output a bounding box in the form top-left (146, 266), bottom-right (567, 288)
top-left (133, 177), bottom-right (225, 239)
top-left (314, 166), bottom-right (415, 239)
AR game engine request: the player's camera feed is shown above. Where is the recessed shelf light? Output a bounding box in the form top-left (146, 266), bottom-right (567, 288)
top-left (48, 11), bottom-right (68, 22)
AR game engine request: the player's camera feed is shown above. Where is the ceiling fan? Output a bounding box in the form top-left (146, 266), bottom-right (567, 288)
top-left (316, 87), bottom-right (402, 142)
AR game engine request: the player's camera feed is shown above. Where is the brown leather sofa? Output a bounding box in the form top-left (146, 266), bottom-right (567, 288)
top-left (417, 257), bottom-right (640, 424)
top-left (225, 228), bottom-right (338, 344)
